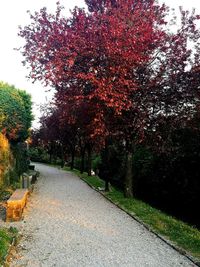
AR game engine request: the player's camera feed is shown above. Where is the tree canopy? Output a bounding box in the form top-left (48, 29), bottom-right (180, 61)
top-left (0, 82), bottom-right (33, 142)
top-left (19, 0), bottom-right (200, 197)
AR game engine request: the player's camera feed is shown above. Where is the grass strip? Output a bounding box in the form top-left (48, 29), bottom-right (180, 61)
top-left (0, 227), bottom-right (18, 265)
top-left (63, 167), bottom-right (200, 262)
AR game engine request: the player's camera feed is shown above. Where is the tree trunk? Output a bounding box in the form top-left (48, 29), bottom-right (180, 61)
top-left (49, 153), bottom-right (52, 164)
top-left (105, 180), bottom-right (109, 192)
top-left (49, 143), bottom-right (53, 163)
top-left (80, 147), bottom-right (85, 174)
top-left (70, 149), bottom-right (75, 170)
top-left (104, 142), bottom-right (110, 191)
top-left (60, 144), bottom-right (64, 168)
top-left (87, 145), bottom-right (92, 176)
top-left (124, 150), bottom-right (133, 198)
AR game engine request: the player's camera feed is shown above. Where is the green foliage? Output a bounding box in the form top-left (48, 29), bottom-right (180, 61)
top-left (73, 157), bottom-right (82, 169)
top-left (0, 229), bottom-right (12, 261)
top-left (1, 170), bottom-right (10, 187)
top-left (132, 126), bottom-right (200, 227)
top-left (0, 227), bottom-right (18, 264)
top-left (0, 133), bottom-right (11, 187)
top-left (29, 147), bottom-right (50, 163)
top-left (0, 188), bottom-right (12, 201)
top-left (11, 143), bottom-right (29, 180)
top-left (0, 81), bottom-right (33, 142)
top-left (92, 155), bottom-right (101, 173)
top-left (0, 82), bottom-right (33, 188)
top-left (98, 142), bottom-right (126, 189)
top-left (133, 146), bottom-right (154, 177)
top-left (18, 90), bottom-right (34, 131)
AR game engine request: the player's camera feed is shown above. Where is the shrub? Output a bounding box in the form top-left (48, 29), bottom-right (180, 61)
top-left (0, 82), bottom-right (33, 142)
top-left (29, 147), bottom-right (50, 163)
top-left (92, 155), bottom-right (101, 174)
top-left (0, 133), bottom-right (10, 186)
top-left (0, 82), bottom-right (33, 188)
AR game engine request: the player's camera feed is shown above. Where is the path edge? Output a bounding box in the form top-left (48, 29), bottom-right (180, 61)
top-left (77, 174), bottom-right (200, 267)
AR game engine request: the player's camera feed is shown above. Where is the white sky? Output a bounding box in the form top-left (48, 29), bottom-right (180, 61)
top-left (0, 0), bottom-right (200, 128)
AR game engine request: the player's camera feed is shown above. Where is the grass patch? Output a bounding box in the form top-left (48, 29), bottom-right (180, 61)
top-left (0, 187), bottom-right (13, 202)
top-left (65, 167), bottom-right (200, 260)
top-left (64, 167), bottom-right (105, 189)
top-left (106, 189), bottom-right (200, 259)
top-left (0, 227), bottom-right (18, 265)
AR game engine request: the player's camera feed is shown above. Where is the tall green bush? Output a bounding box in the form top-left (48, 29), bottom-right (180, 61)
top-left (0, 82), bottom-right (33, 187)
top-left (0, 82), bottom-right (33, 142)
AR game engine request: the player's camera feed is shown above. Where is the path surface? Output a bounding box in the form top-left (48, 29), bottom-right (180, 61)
top-left (5, 164), bottom-right (195, 266)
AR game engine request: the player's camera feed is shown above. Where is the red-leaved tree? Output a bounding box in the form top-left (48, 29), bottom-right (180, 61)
top-left (19, 0), bottom-right (200, 197)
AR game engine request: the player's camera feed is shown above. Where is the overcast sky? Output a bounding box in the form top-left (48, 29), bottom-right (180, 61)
top-left (0, 0), bottom-right (200, 127)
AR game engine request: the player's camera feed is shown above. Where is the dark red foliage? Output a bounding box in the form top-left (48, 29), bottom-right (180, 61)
top-left (19, 0), bottom-right (200, 152)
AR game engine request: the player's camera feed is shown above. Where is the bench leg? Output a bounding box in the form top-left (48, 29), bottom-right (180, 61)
top-left (6, 205), bottom-right (23, 222)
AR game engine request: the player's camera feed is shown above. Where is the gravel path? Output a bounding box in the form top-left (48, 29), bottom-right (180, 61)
top-left (3, 163), bottom-right (196, 266)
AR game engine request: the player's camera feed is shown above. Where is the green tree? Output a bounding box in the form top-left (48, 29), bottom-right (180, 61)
top-left (0, 82), bottom-right (33, 142)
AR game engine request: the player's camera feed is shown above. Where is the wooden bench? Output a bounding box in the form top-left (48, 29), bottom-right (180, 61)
top-left (6, 189), bottom-right (29, 222)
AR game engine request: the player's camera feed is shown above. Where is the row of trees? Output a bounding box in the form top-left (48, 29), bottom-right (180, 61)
top-left (0, 82), bottom-right (33, 187)
top-left (21, 0), bottom-right (200, 225)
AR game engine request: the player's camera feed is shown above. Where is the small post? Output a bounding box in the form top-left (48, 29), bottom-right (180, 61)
top-left (20, 175), bottom-right (23, 188)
